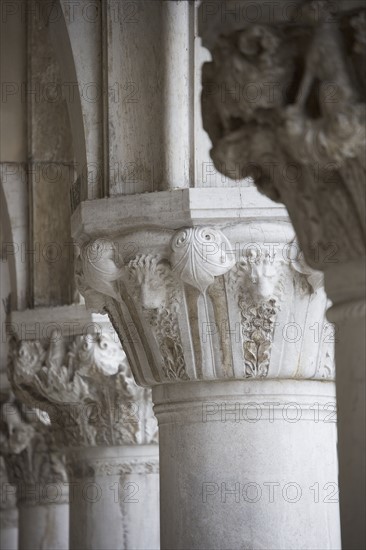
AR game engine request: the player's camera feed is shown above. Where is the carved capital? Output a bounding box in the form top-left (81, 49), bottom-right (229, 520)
top-left (8, 329), bottom-right (158, 447)
top-left (198, 0), bottom-right (366, 274)
top-left (0, 392), bottom-right (67, 505)
top-left (74, 219), bottom-right (335, 386)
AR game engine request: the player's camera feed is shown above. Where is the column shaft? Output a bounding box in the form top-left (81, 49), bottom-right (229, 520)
top-left (154, 380), bottom-right (341, 550)
top-left (18, 500), bottom-right (68, 550)
top-left (67, 445), bottom-right (159, 550)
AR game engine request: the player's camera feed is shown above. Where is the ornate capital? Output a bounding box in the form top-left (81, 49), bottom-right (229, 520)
top-left (0, 392), bottom-right (67, 505)
top-left (74, 220), bottom-right (335, 386)
top-left (198, 0), bottom-right (366, 274)
top-left (8, 330), bottom-right (158, 447)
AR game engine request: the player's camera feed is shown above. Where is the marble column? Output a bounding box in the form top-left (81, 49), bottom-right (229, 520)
top-left (198, 2), bottom-right (365, 548)
top-left (0, 395), bottom-right (68, 550)
top-left (8, 322), bottom-right (159, 550)
top-left (71, 188), bottom-right (340, 549)
top-left (0, 457), bottom-right (18, 550)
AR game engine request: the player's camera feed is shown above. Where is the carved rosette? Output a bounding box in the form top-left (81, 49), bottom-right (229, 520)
top-left (8, 331), bottom-right (158, 448)
top-left (74, 225), bottom-right (335, 386)
top-left (198, 0), bottom-right (366, 273)
top-left (0, 394), bottom-right (67, 506)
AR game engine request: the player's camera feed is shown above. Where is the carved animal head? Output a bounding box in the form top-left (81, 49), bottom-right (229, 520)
top-left (128, 255), bottom-right (173, 309)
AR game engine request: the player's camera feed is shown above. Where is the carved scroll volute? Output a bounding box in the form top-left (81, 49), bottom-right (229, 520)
top-left (170, 227), bottom-right (235, 292)
top-left (76, 238), bottom-right (123, 312)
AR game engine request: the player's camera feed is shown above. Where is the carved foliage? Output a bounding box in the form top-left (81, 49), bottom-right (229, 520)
top-left (127, 254), bottom-right (188, 381)
top-left (8, 331), bottom-right (158, 447)
top-left (200, 3), bottom-right (366, 266)
top-left (0, 396), bottom-right (67, 492)
top-left (229, 250), bottom-right (283, 378)
top-left (76, 231), bottom-right (334, 383)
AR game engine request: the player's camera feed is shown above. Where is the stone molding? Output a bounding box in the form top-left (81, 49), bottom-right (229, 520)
top-left (67, 456), bottom-right (160, 478)
top-left (71, 196), bottom-right (335, 387)
top-left (198, 1), bottom-right (366, 275)
top-left (8, 330), bottom-right (158, 447)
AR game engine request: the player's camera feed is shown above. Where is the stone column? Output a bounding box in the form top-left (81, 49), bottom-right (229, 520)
top-left (71, 188), bottom-right (341, 549)
top-left (0, 396), bottom-right (68, 550)
top-left (8, 326), bottom-right (159, 550)
top-left (0, 457), bottom-right (18, 550)
top-left (198, 2), bottom-right (365, 548)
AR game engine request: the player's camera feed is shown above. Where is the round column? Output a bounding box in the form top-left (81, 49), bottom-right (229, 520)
top-left (325, 262), bottom-right (366, 549)
top-left (67, 445), bottom-right (159, 550)
top-left (154, 380), bottom-right (340, 550)
top-left (0, 398), bottom-right (68, 550)
top-left (0, 458), bottom-right (18, 550)
top-left (0, 508), bottom-right (18, 550)
top-left (17, 486), bottom-right (69, 550)
top-left (9, 327), bottom-right (160, 550)
top-left (198, 4), bottom-right (365, 547)
top-left (71, 201), bottom-right (342, 550)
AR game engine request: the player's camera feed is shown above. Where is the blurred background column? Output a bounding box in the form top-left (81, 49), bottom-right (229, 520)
top-left (7, 309), bottom-right (160, 550)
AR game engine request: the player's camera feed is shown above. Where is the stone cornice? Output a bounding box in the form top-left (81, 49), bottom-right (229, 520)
top-left (71, 187), bottom-right (288, 243)
top-left (9, 304), bottom-right (108, 341)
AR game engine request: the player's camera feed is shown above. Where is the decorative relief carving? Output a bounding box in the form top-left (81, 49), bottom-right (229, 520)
top-left (75, 238), bottom-right (123, 314)
top-left (67, 457), bottom-right (159, 479)
top-left (0, 394), bottom-right (67, 503)
top-left (171, 227), bottom-right (235, 292)
top-left (150, 307), bottom-right (187, 381)
top-left (75, 227), bottom-right (334, 384)
top-left (127, 254), bottom-right (188, 382)
top-left (240, 299), bottom-right (278, 379)
top-left (228, 250), bottom-right (284, 378)
top-left (199, 1), bottom-right (366, 268)
top-left (8, 331), bottom-right (158, 447)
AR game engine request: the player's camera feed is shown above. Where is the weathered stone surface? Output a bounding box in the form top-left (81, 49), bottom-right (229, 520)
top-left (73, 190), bottom-right (334, 387)
top-left (199, 0), bottom-right (366, 272)
top-left (8, 330), bottom-right (158, 447)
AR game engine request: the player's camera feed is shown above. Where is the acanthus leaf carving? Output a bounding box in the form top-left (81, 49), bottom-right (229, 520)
top-left (8, 330), bottom-right (158, 447)
top-left (0, 392), bottom-right (67, 496)
top-left (127, 254), bottom-right (188, 381)
top-left (75, 227), bottom-right (334, 384)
